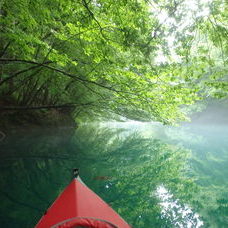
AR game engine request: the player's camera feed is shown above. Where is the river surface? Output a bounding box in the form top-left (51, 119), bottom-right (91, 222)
top-left (0, 121), bottom-right (227, 227)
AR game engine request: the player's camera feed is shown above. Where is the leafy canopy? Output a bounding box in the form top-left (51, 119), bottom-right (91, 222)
top-left (0, 0), bottom-right (227, 123)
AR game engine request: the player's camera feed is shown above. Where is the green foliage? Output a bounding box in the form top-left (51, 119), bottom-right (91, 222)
top-left (0, 124), bottom-right (198, 227)
top-left (72, 124), bottom-right (199, 227)
top-left (0, 0), bottom-right (227, 123)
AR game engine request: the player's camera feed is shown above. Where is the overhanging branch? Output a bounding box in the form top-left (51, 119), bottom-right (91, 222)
top-left (0, 58), bottom-right (119, 92)
top-left (0, 102), bottom-right (94, 111)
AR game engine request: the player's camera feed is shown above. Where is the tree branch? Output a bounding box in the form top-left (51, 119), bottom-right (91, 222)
top-left (0, 62), bottom-right (51, 86)
top-left (0, 58), bottom-right (119, 92)
top-left (0, 102), bottom-right (94, 111)
top-left (0, 42), bottom-right (11, 58)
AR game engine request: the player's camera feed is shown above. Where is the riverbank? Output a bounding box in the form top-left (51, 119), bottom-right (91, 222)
top-left (0, 108), bottom-right (77, 142)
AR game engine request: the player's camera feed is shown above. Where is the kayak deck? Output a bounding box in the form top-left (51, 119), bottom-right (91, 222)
top-left (35, 176), bottom-right (131, 228)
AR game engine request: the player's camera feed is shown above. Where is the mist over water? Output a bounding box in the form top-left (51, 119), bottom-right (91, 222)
top-left (189, 102), bottom-right (228, 126)
top-left (0, 102), bottom-right (227, 227)
top-left (102, 103), bottom-right (228, 227)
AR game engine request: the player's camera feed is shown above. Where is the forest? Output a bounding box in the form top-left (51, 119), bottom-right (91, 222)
top-left (0, 1), bottom-right (228, 227)
top-left (0, 0), bottom-right (227, 125)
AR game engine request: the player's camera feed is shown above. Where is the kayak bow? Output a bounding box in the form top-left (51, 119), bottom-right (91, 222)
top-left (35, 169), bottom-right (131, 228)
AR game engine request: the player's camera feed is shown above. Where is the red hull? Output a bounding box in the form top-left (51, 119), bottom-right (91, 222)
top-left (35, 177), bottom-right (131, 228)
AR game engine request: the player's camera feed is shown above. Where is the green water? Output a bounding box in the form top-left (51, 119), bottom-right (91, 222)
top-left (0, 122), bottom-right (227, 227)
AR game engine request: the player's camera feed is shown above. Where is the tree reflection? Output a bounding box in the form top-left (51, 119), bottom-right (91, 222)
top-left (72, 124), bottom-right (199, 227)
top-left (0, 124), bottom-right (199, 227)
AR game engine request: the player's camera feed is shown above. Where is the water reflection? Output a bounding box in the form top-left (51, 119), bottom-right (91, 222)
top-left (102, 121), bottom-right (228, 227)
top-left (157, 185), bottom-right (203, 228)
top-left (0, 122), bottom-right (227, 227)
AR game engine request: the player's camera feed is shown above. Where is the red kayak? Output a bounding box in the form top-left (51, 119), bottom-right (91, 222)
top-left (35, 169), bottom-right (131, 228)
